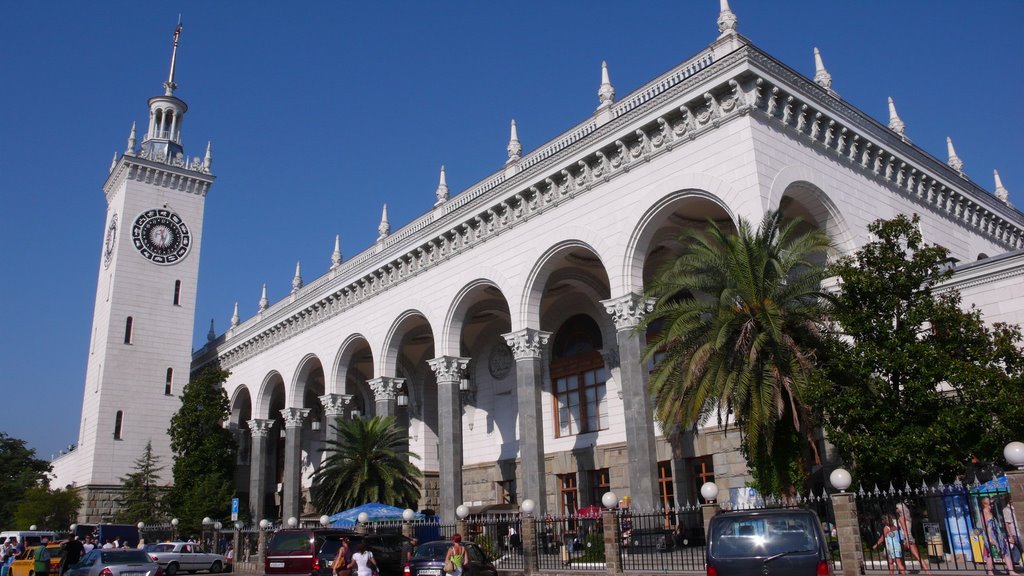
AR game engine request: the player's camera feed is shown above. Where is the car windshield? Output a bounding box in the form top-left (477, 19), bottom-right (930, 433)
top-left (147, 544), bottom-right (174, 552)
top-left (269, 533), bottom-right (312, 552)
top-left (100, 551), bottom-right (151, 564)
top-left (413, 542), bottom-right (452, 560)
top-left (712, 514), bottom-right (818, 558)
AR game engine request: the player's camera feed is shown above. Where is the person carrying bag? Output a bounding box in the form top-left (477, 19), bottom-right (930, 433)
top-left (444, 534), bottom-right (467, 576)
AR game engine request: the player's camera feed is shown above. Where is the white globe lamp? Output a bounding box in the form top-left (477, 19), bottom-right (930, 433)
top-left (520, 499), bottom-right (536, 516)
top-left (259, 519), bottom-right (271, 530)
top-left (830, 468), bottom-right (853, 492)
top-left (601, 491), bottom-right (618, 510)
top-left (70, 524), bottom-right (78, 533)
top-left (1005, 441), bottom-right (1024, 469)
top-left (29, 525), bottom-right (37, 531)
top-left (319, 515), bottom-right (331, 527)
top-left (171, 518), bottom-right (179, 527)
top-left (357, 512), bottom-right (369, 524)
top-left (285, 517), bottom-right (297, 528)
top-left (456, 505), bottom-right (470, 520)
top-left (700, 481), bottom-right (719, 503)
top-left (402, 509), bottom-right (415, 522)
top-left (214, 522), bottom-right (222, 531)
top-left (234, 521), bottom-right (243, 530)
top-left (202, 517), bottom-right (213, 526)
top-left (137, 522), bottom-right (145, 530)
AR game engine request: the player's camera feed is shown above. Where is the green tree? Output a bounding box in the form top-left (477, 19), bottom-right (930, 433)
top-left (166, 367), bottom-right (237, 534)
top-left (808, 214), bottom-right (1024, 485)
top-left (114, 441), bottom-right (166, 524)
top-left (640, 210), bottom-right (833, 495)
top-left (311, 415), bottom-right (422, 513)
top-left (0, 432), bottom-right (51, 528)
top-left (13, 486), bottom-right (81, 530)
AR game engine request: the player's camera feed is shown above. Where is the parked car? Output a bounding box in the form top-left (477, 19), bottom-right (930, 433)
top-left (266, 529), bottom-right (411, 576)
top-left (65, 549), bottom-right (161, 576)
top-left (144, 542), bottom-right (225, 575)
top-left (705, 508), bottom-right (833, 576)
top-left (9, 543), bottom-right (64, 576)
top-left (407, 541), bottom-right (495, 576)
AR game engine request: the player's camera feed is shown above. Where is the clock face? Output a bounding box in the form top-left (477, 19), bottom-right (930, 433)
top-left (103, 213), bottom-right (118, 268)
top-left (131, 208), bottom-right (191, 265)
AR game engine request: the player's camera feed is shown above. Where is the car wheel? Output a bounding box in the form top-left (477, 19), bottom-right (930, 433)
top-left (210, 561), bottom-right (222, 573)
top-left (166, 562), bottom-right (179, 576)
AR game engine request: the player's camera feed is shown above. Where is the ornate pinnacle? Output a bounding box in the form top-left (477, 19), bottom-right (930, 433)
top-left (597, 61), bottom-right (615, 110)
top-left (331, 234), bottom-right (343, 269)
top-left (230, 302), bottom-right (239, 328)
top-left (377, 204), bottom-right (390, 240)
top-left (125, 122), bottom-right (137, 155)
top-left (109, 153), bottom-right (118, 173)
top-left (203, 141), bottom-right (212, 171)
top-left (292, 261), bottom-right (303, 293)
top-left (887, 97), bottom-right (906, 137)
top-left (164, 17), bottom-right (183, 96)
top-left (207, 318), bottom-right (216, 342)
top-left (434, 164), bottom-right (449, 206)
top-left (717, 0), bottom-right (738, 37)
top-left (994, 169), bottom-right (1011, 205)
top-left (258, 283), bottom-right (269, 311)
top-left (506, 119), bottom-right (522, 163)
top-left (813, 48), bottom-right (832, 90)
top-left (946, 136), bottom-right (964, 173)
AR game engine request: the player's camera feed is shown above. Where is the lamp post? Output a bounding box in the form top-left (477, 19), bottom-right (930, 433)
top-left (401, 509), bottom-right (415, 540)
top-left (258, 519), bottom-right (272, 567)
top-left (137, 522), bottom-right (145, 547)
top-left (356, 512), bottom-right (369, 535)
top-left (202, 517), bottom-right (213, 551)
top-left (455, 505), bottom-right (470, 540)
top-left (213, 522), bottom-right (222, 553)
top-left (519, 499), bottom-right (537, 575)
top-left (171, 518), bottom-right (179, 542)
top-left (827, 468), bottom-right (862, 576)
top-left (233, 521), bottom-right (243, 567)
top-left (600, 492), bottom-right (620, 573)
top-left (699, 482), bottom-right (720, 541)
top-left (1005, 441), bottom-right (1024, 565)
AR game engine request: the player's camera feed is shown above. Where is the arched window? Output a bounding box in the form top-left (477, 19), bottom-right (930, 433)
top-left (165, 368), bottom-right (174, 396)
top-left (113, 411), bottom-right (124, 440)
top-left (124, 316), bottom-right (134, 344)
top-left (173, 280), bottom-right (182, 305)
top-left (550, 314), bottom-right (608, 437)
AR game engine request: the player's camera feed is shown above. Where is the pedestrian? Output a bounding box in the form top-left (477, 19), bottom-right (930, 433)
top-left (981, 497), bottom-right (1019, 576)
top-left (873, 514), bottom-right (907, 576)
top-left (13, 537), bottom-right (24, 556)
top-left (401, 538), bottom-right (416, 565)
top-left (33, 537), bottom-right (52, 576)
top-left (443, 534), bottom-right (466, 576)
top-left (1005, 501), bottom-right (1022, 568)
top-left (224, 543), bottom-right (234, 573)
top-left (62, 536), bottom-right (85, 575)
top-left (895, 502), bottom-right (932, 575)
top-left (347, 542), bottom-right (377, 576)
top-left (82, 537), bottom-right (94, 554)
top-left (101, 540), bottom-right (113, 550)
top-left (331, 537), bottom-right (351, 576)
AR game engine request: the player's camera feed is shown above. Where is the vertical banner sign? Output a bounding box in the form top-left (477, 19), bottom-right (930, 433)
top-left (231, 497), bottom-right (239, 522)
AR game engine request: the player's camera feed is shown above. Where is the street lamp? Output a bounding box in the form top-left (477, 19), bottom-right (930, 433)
top-left (402, 509), bottom-right (415, 522)
top-left (259, 519), bottom-right (271, 530)
top-left (171, 518), bottom-right (179, 541)
top-left (286, 517), bottom-right (298, 528)
top-left (520, 499), bottom-right (535, 516)
top-left (1005, 441), bottom-right (1024, 469)
top-left (455, 505), bottom-right (470, 520)
top-left (357, 512), bottom-right (369, 525)
top-left (29, 525), bottom-right (37, 531)
top-left (829, 468), bottom-right (852, 492)
top-left (320, 515), bottom-right (331, 527)
top-left (601, 492), bottom-right (618, 510)
top-left (700, 481), bottom-right (719, 503)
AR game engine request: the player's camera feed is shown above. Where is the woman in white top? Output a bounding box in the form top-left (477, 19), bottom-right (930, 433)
top-left (348, 542), bottom-right (377, 576)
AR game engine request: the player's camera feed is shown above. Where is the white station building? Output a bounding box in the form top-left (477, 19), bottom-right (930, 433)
top-left (53, 2), bottom-right (1024, 524)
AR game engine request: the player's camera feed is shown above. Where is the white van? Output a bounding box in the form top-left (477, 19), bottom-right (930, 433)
top-left (0, 531), bottom-right (59, 547)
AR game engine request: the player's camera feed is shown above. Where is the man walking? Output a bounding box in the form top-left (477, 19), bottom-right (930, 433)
top-left (62, 536), bottom-right (84, 575)
top-left (33, 537), bottom-right (51, 576)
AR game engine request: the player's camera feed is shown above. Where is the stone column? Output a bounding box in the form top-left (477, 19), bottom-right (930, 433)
top-left (601, 294), bottom-right (659, 510)
top-left (521, 511), bottom-right (538, 575)
top-left (401, 521), bottom-right (415, 540)
top-left (831, 491), bottom-right (863, 576)
top-left (702, 502), bottom-right (721, 543)
top-left (247, 419), bottom-right (273, 523)
top-left (368, 376), bottom-right (404, 418)
top-left (428, 356), bottom-right (470, 524)
top-left (280, 407), bottom-right (310, 522)
top-left (602, 508), bottom-right (623, 575)
top-left (502, 328), bottom-right (552, 515)
top-left (319, 393), bottom-right (353, 447)
top-left (1009, 470), bottom-right (1024, 542)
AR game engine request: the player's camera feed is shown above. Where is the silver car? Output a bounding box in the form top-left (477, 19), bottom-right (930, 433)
top-left (145, 542), bottom-right (226, 575)
top-left (67, 549), bottom-right (161, 576)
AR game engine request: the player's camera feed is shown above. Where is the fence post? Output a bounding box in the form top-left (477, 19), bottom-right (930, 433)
top-left (602, 509), bottom-right (622, 575)
top-left (701, 502), bottom-right (720, 542)
top-left (521, 513), bottom-right (538, 575)
top-left (831, 491), bottom-right (863, 576)
top-left (402, 521), bottom-right (415, 540)
top-left (1008, 468), bottom-right (1024, 543)
top-left (257, 528), bottom-right (268, 570)
top-left (456, 520), bottom-right (468, 540)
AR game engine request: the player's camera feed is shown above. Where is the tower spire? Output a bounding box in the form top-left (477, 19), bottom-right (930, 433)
top-left (292, 261), bottom-right (303, 293)
top-left (207, 318), bottom-right (216, 342)
top-left (331, 234), bottom-right (343, 269)
top-left (204, 141), bottom-right (212, 171)
top-left (377, 204), bottom-right (390, 240)
top-left (507, 119), bottom-right (522, 163)
top-left (994, 169), bottom-right (1011, 205)
top-left (230, 302), bottom-right (240, 328)
top-left (258, 283), bottom-right (269, 312)
top-left (946, 136), bottom-right (964, 174)
top-left (435, 165), bottom-right (449, 206)
top-left (813, 47), bottom-right (832, 91)
top-left (887, 97), bottom-right (907, 139)
top-left (125, 122), bottom-right (137, 155)
top-left (597, 61), bottom-right (615, 110)
top-left (164, 16), bottom-right (183, 96)
top-left (717, 0), bottom-right (738, 37)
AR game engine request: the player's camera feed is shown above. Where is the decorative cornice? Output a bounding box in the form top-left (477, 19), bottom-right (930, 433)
top-left (248, 418), bottom-right (273, 438)
top-left (427, 356), bottom-right (470, 383)
top-left (367, 377), bottom-right (404, 401)
top-left (601, 293), bottom-right (655, 331)
top-left (280, 407), bottom-right (310, 429)
top-left (935, 250), bottom-right (1024, 293)
top-left (502, 329), bottom-right (551, 360)
top-left (319, 393), bottom-right (353, 416)
top-left (104, 154), bottom-right (214, 201)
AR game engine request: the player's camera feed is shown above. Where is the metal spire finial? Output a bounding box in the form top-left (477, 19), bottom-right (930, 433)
top-left (813, 47), bottom-right (832, 90)
top-left (125, 122), bottom-right (137, 155)
top-left (203, 141), bottom-right (212, 171)
top-left (331, 234), bottom-right (343, 269)
top-left (164, 16), bottom-right (183, 96)
top-left (377, 204), bottom-right (390, 240)
top-left (994, 169), bottom-right (1011, 205)
top-left (258, 283), bottom-right (269, 312)
top-left (507, 119), bottom-right (522, 163)
top-left (597, 61), bottom-right (615, 110)
top-left (207, 318), bottom-right (216, 342)
top-left (292, 261), bottom-right (303, 293)
top-left (717, 0), bottom-right (738, 37)
top-left (230, 302), bottom-right (239, 328)
top-left (946, 136), bottom-right (964, 174)
top-left (435, 164), bottom-right (449, 206)
top-left (887, 97), bottom-right (906, 138)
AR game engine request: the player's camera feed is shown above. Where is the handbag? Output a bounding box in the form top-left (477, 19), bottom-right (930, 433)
top-left (443, 558), bottom-right (455, 574)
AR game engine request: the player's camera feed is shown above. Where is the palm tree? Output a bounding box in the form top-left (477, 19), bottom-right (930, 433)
top-left (640, 210), bottom-right (832, 495)
top-left (311, 415), bottom-right (423, 513)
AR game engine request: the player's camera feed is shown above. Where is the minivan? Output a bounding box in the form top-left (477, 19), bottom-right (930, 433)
top-left (706, 508), bottom-right (833, 576)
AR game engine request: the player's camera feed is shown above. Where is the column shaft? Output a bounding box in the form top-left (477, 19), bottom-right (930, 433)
top-left (428, 357), bottom-right (469, 523)
top-left (615, 328), bottom-right (659, 509)
top-left (280, 408), bottom-right (310, 522)
top-left (247, 419), bottom-right (272, 523)
top-left (504, 329), bottom-right (551, 515)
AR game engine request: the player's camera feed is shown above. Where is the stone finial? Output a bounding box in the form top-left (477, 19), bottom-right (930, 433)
top-left (203, 141), bottom-right (212, 171)
top-left (230, 302), bottom-right (239, 328)
top-left (946, 136), bottom-right (964, 173)
top-left (887, 97), bottom-right (906, 138)
top-left (994, 169), bottom-right (1011, 205)
top-left (258, 283), bottom-right (269, 311)
top-left (434, 165), bottom-right (449, 206)
top-left (109, 152), bottom-right (118, 173)
top-left (125, 122), bottom-right (137, 155)
top-left (377, 204), bottom-right (390, 240)
top-left (207, 318), bottom-right (216, 342)
top-left (717, 0), bottom-right (738, 37)
top-left (331, 234), bottom-right (343, 269)
top-left (597, 61), bottom-right (615, 110)
top-left (813, 47), bottom-right (832, 91)
top-left (292, 261), bottom-right (303, 293)
top-left (506, 119), bottom-right (522, 163)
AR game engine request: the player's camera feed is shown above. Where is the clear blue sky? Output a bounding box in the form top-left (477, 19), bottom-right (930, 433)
top-left (2, 1), bottom-right (1022, 461)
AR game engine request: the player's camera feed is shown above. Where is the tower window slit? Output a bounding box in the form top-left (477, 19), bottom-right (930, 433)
top-left (124, 316), bottom-right (133, 344)
top-left (165, 368), bottom-right (173, 396)
top-left (113, 410), bottom-right (124, 440)
top-left (173, 280), bottom-right (181, 305)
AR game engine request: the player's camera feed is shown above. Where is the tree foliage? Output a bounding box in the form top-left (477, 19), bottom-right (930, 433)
top-left (640, 210), bottom-right (833, 495)
top-left (807, 214), bottom-right (1024, 485)
top-left (114, 441), bottom-right (166, 524)
top-left (14, 486), bottom-right (81, 530)
top-left (166, 367), bottom-right (237, 533)
top-left (311, 415), bottom-right (422, 513)
top-left (0, 432), bottom-right (52, 529)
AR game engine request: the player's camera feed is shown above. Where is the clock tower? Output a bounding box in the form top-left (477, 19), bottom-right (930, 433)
top-left (60, 22), bottom-right (215, 522)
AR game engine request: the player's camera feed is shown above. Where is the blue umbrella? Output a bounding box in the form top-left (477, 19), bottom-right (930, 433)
top-left (327, 503), bottom-right (423, 527)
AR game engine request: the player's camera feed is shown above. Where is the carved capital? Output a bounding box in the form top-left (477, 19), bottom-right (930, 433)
top-left (280, 407), bottom-right (311, 429)
top-left (502, 328), bottom-right (551, 360)
top-left (248, 418), bottom-right (274, 438)
top-left (601, 293), bottom-right (655, 331)
top-left (427, 356), bottom-right (470, 383)
top-left (319, 393), bottom-right (353, 417)
top-left (367, 377), bottom-right (405, 401)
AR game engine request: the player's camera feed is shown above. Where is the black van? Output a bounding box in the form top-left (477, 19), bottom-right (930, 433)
top-left (706, 508), bottom-right (832, 576)
top-left (266, 529), bottom-right (410, 576)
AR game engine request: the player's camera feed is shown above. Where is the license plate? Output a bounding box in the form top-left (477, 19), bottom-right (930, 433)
top-left (270, 562), bottom-right (285, 568)
top-left (122, 572), bottom-right (145, 576)
top-left (419, 570), bottom-right (441, 576)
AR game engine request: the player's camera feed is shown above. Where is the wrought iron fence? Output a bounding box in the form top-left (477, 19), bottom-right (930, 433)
top-left (857, 480), bottom-right (1022, 573)
top-left (618, 505), bottom-right (707, 572)
top-left (533, 513), bottom-right (606, 570)
top-left (463, 514), bottom-right (523, 571)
